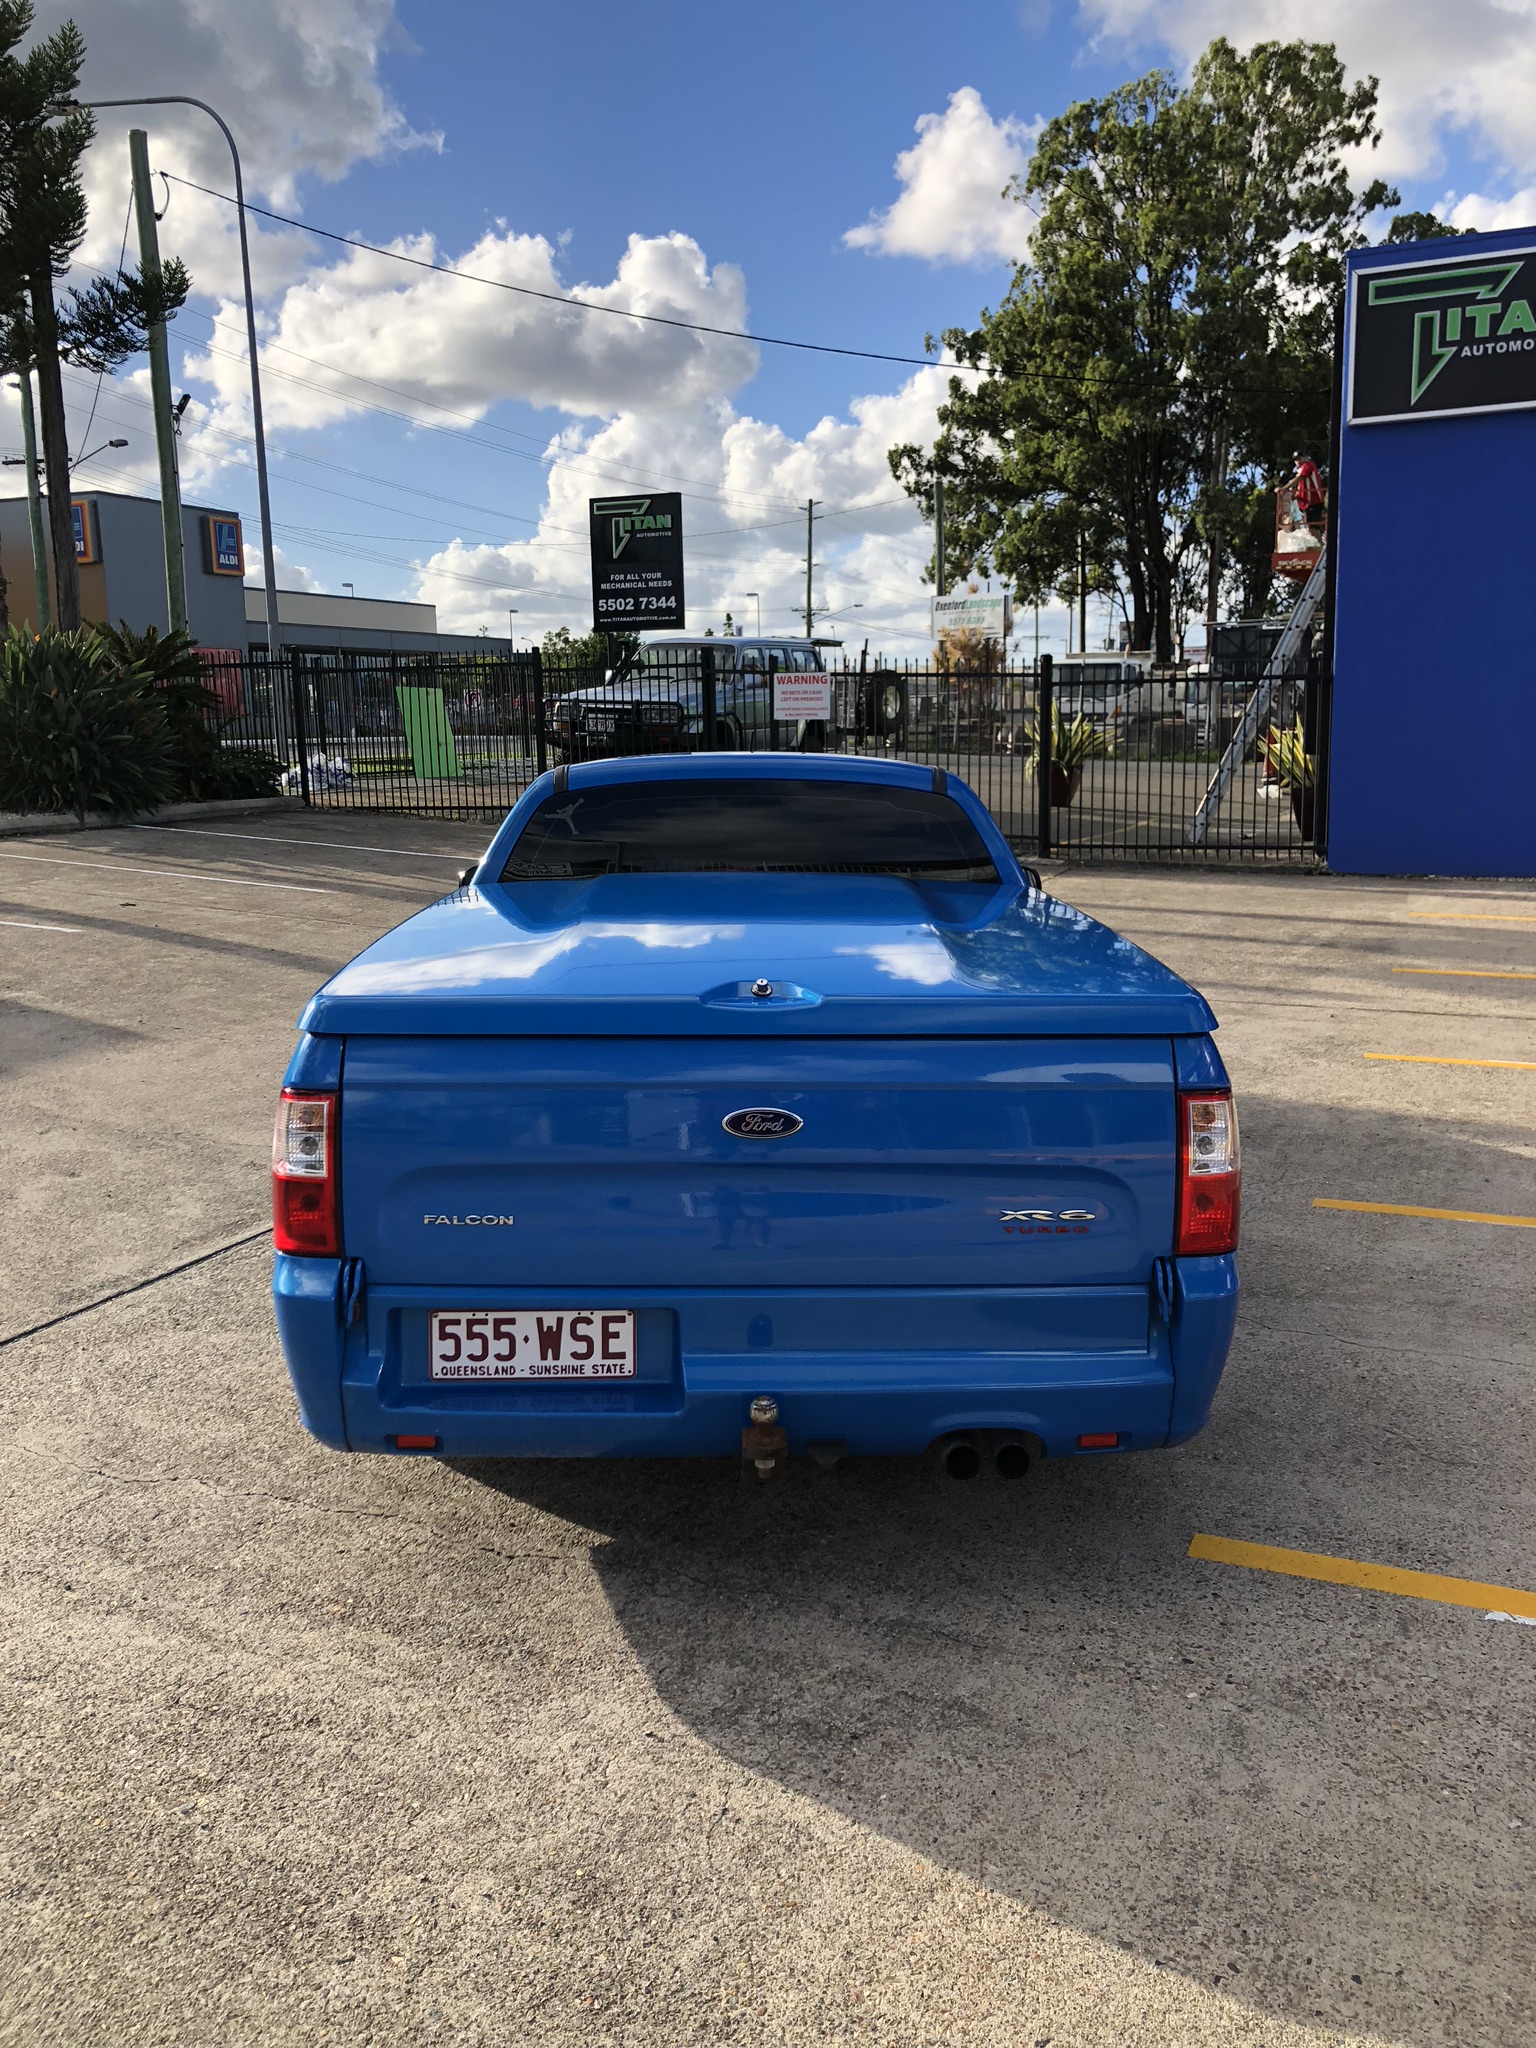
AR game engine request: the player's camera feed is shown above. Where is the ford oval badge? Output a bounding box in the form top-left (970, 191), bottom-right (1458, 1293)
top-left (722, 1107), bottom-right (803, 1140)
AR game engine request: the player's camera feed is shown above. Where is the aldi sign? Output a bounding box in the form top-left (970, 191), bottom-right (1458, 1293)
top-left (1350, 248), bottom-right (1536, 423)
top-left (205, 514), bottom-right (245, 576)
top-left (590, 493), bottom-right (684, 628)
top-left (70, 498), bottom-right (98, 564)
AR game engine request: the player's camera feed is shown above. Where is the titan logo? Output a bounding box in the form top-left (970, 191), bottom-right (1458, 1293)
top-left (1367, 261), bottom-right (1535, 404)
top-left (592, 495), bottom-right (673, 559)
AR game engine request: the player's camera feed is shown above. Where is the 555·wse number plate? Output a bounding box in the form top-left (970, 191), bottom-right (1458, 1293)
top-left (429, 1309), bottom-right (636, 1380)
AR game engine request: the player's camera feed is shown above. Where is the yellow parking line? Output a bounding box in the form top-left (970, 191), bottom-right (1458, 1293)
top-left (1363, 1053), bottom-right (1536, 1070)
top-left (1392, 966), bottom-right (1536, 980)
top-left (1189, 1533), bottom-right (1536, 1619)
top-left (1313, 1197), bottom-right (1536, 1227)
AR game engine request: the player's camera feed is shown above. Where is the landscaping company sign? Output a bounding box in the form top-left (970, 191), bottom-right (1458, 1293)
top-left (932, 590), bottom-right (1011, 638)
top-left (590, 492), bottom-right (685, 628)
top-left (1350, 249), bottom-right (1536, 423)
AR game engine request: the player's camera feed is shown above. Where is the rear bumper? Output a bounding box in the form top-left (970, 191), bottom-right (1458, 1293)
top-left (274, 1259), bottom-right (1238, 1459)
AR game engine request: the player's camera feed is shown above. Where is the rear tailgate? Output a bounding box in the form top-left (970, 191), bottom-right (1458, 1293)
top-left (341, 1036), bottom-right (1175, 1290)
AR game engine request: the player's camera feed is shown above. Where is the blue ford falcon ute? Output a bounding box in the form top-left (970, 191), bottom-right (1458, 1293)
top-left (272, 755), bottom-right (1239, 1477)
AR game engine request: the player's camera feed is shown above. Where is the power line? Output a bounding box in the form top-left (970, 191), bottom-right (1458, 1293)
top-left (154, 175), bottom-right (1332, 404)
top-left (64, 247), bottom-right (922, 523)
top-left (163, 172), bottom-right (976, 376)
top-left (60, 369), bottom-right (882, 552)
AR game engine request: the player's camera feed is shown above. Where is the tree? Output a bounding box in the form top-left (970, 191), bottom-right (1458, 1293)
top-left (0, 6), bottom-right (189, 628)
top-left (891, 40), bottom-right (1395, 656)
top-left (541, 624), bottom-right (638, 670)
top-left (1383, 211), bottom-right (1471, 244)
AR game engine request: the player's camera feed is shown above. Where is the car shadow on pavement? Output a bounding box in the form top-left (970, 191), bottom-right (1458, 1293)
top-left (447, 1095), bottom-right (1536, 2047)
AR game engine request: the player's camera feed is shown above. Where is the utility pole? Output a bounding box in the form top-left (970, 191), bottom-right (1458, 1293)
top-left (803, 499), bottom-right (816, 638)
top-left (77, 96), bottom-right (283, 655)
top-left (1078, 527), bottom-right (1088, 654)
top-left (129, 128), bottom-right (187, 635)
top-left (15, 373), bottom-right (51, 627)
top-left (934, 478), bottom-right (946, 603)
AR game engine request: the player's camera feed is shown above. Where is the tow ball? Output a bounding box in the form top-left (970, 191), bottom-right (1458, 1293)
top-left (741, 1395), bottom-right (787, 1481)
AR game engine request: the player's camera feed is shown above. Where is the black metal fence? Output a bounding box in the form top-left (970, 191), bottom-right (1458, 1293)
top-left (203, 645), bottom-right (1326, 866)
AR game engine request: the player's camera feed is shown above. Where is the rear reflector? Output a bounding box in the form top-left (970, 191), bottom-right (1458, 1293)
top-left (1175, 1090), bottom-right (1240, 1256)
top-left (272, 1089), bottom-right (340, 1256)
top-left (394, 1434), bottom-right (438, 1450)
top-left (1078, 1431), bottom-right (1120, 1448)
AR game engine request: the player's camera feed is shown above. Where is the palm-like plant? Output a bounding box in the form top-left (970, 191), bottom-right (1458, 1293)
top-left (0, 625), bottom-right (175, 820)
top-left (1258, 715), bottom-right (1314, 790)
top-left (1020, 705), bottom-right (1113, 805)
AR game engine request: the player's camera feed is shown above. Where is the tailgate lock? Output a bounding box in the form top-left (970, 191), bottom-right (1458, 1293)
top-left (742, 1395), bottom-right (787, 1481)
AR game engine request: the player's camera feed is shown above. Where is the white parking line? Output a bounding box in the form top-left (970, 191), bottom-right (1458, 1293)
top-left (0, 916), bottom-right (81, 933)
top-left (0, 851), bottom-right (329, 894)
top-left (130, 824), bottom-right (471, 862)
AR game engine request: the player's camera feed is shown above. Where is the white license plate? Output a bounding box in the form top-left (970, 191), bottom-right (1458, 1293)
top-left (428, 1309), bottom-right (636, 1381)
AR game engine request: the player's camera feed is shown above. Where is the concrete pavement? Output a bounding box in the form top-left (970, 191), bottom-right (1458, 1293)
top-left (1, 817), bottom-right (1531, 2047)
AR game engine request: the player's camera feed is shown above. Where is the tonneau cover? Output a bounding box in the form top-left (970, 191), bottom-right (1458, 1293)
top-left (298, 874), bottom-right (1216, 1037)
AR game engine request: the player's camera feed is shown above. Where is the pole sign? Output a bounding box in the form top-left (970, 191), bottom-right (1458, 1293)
top-left (70, 499), bottom-right (98, 564)
top-left (204, 515), bottom-right (245, 576)
top-left (932, 590), bottom-right (1011, 638)
top-left (589, 492), bottom-right (685, 628)
top-left (1349, 248), bottom-right (1536, 423)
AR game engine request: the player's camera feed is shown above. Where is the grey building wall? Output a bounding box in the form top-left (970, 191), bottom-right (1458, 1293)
top-left (0, 490), bottom-right (516, 655)
top-left (0, 489), bottom-right (247, 646)
top-left (245, 586), bottom-right (514, 656)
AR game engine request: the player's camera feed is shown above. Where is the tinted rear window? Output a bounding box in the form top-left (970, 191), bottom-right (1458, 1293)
top-left (499, 778), bottom-right (1000, 881)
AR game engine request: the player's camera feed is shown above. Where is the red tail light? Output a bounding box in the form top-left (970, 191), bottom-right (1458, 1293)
top-left (272, 1089), bottom-right (340, 1256)
top-left (1175, 1090), bottom-right (1240, 1256)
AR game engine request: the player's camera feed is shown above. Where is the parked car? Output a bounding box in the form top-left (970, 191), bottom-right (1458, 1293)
top-left (549, 635), bottom-right (838, 759)
top-left (1050, 656), bottom-right (1159, 731)
top-left (272, 754), bottom-right (1240, 1473)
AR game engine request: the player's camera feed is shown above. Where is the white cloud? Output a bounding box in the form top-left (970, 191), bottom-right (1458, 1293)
top-left (845, 88), bottom-right (1039, 265)
top-left (410, 366), bottom-right (958, 653)
top-left (1079, 0), bottom-right (1536, 187)
top-left (1447, 187), bottom-right (1536, 232)
top-left (177, 230), bottom-right (757, 448)
top-left (244, 540), bottom-right (325, 594)
top-left (67, 0), bottom-right (435, 316)
top-left (71, 0), bottom-right (430, 198)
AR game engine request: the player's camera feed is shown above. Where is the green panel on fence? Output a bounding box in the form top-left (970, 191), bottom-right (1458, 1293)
top-left (395, 684), bottom-right (461, 779)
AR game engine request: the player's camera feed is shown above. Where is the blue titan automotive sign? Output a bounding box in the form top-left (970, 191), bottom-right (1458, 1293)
top-left (205, 515), bottom-right (245, 575)
top-left (1349, 247), bottom-right (1536, 423)
top-left (590, 492), bottom-right (684, 628)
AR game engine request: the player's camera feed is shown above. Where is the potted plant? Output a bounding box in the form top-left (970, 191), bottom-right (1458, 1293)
top-left (1258, 715), bottom-right (1315, 838)
top-left (1023, 705), bottom-right (1113, 805)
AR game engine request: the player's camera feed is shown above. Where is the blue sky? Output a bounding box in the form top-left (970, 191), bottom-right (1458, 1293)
top-left (20, 0), bottom-right (1536, 653)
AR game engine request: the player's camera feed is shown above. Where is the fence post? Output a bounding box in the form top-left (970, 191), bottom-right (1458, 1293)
top-left (530, 647), bottom-right (548, 778)
top-left (701, 645), bottom-right (718, 749)
top-left (288, 656), bottom-right (312, 806)
top-left (1036, 652), bottom-right (1054, 860)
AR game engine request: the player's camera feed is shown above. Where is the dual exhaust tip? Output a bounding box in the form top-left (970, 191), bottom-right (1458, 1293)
top-left (936, 1433), bottom-right (1033, 1482)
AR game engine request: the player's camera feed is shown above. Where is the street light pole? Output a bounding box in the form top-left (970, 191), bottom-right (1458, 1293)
top-left (744, 591), bottom-right (761, 635)
top-left (73, 95), bottom-right (282, 655)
